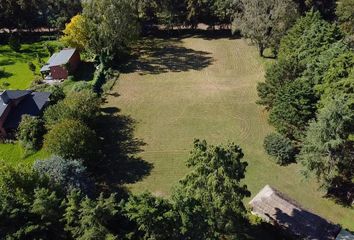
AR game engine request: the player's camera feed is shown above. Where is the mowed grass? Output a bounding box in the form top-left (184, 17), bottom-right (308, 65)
top-left (0, 41), bottom-right (59, 90)
top-left (0, 143), bottom-right (48, 166)
top-left (105, 35), bottom-right (354, 230)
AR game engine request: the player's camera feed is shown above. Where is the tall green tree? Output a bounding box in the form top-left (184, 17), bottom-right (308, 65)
top-left (173, 139), bottom-right (250, 239)
top-left (44, 90), bottom-right (100, 129)
top-left (299, 96), bottom-right (354, 189)
top-left (82, 0), bottom-right (140, 63)
top-left (124, 192), bottom-right (180, 239)
top-left (64, 192), bottom-right (120, 240)
top-left (235, 0), bottom-right (298, 56)
top-left (17, 115), bottom-right (45, 151)
top-left (336, 0), bottom-right (354, 35)
top-left (0, 164), bottom-right (67, 239)
top-left (43, 119), bottom-right (97, 161)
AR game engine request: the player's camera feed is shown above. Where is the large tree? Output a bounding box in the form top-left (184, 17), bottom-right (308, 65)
top-left (299, 96), bottom-right (354, 190)
top-left (173, 139), bottom-right (250, 239)
top-left (43, 119), bottom-right (97, 161)
top-left (44, 90), bottom-right (100, 129)
top-left (235, 0), bottom-right (298, 56)
top-left (257, 11), bottom-right (344, 141)
top-left (82, 0), bottom-right (140, 63)
top-left (336, 0), bottom-right (354, 35)
top-left (0, 164), bottom-right (67, 239)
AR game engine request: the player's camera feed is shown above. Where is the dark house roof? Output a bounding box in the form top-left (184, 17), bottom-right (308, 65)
top-left (0, 90), bottom-right (50, 129)
top-left (40, 48), bottom-right (76, 72)
top-left (249, 185), bottom-right (341, 240)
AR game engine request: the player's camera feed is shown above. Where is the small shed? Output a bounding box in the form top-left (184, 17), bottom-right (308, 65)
top-left (40, 48), bottom-right (80, 80)
top-left (249, 185), bottom-right (341, 240)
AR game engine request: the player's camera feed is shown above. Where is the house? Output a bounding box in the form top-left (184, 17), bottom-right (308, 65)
top-left (0, 90), bottom-right (51, 138)
top-left (249, 185), bottom-right (342, 240)
top-left (40, 48), bottom-right (80, 80)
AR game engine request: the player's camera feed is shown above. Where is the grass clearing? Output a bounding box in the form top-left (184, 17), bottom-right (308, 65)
top-left (0, 143), bottom-right (48, 166)
top-left (105, 34), bottom-right (354, 230)
top-left (0, 41), bottom-right (60, 90)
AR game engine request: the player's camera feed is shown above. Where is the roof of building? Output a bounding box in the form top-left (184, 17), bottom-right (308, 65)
top-left (0, 90), bottom-right (50, 129)
top-left (0, 90), bottom-right (32, 117)
top-left (336, 229), bottom-right (354, 240)
top-left (249, 185), bottom-right (341, 240)
top-left (40, 48), bottom-right (76, 72)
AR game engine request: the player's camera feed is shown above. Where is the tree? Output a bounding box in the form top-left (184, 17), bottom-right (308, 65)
top-left (64, 192), bottom-right (119, 240)
top-left (33, 156), bottom-right (93, 195)
top-left (297, 0), bottom-right (336, 20)
top-left (8, 34), bottom-right (21, 52)
top-left (43, 119), bottom-right (97, 161)
top-left (336, 0), bottom-right (354, 35)
top-left (17, 115), bottom-right (45, 151)
top-left (269, 79), bottom-right (318, 140)
top-left (263, 133), bottom-right (296, 165)
top-left (61, 15), bottom-right (89, 51)
top-left (258, 11), bottom-right (344, 141)
top-left (173, 139), bottom-right (250, 239)
top-left (299, 96), bottom-right (354, 190)
top-left (82, 0), bottom-right (139, 63)
top-left (49, 84), bottom-right (66, 104)
top-left (234, 0), bottom-right (298, 56)
top-left (44, 90), bottom-right (100, 129)
top-left (278, 11), bottom-right (342, 67)
top-left (0, 164), bottom-right (67, 239)
top-left (213, 0), bottom-right (242, 24)
top-left (257, 57), bottom-right (302, 109)
top-left (123, 192), bottom-right (180, 239)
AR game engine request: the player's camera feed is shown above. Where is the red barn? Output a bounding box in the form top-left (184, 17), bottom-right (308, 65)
top-left (40, 48), bottom-right (80, 80)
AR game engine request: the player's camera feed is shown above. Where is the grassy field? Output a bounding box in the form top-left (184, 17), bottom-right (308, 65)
top-left (0, 143), bottom-right (48, 166)
top-left (0, 41), bottom-right (59, 90)
top-left (107, 34), bottom-right (354, 229)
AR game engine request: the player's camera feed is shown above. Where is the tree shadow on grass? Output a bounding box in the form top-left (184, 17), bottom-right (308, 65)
top-left (325, 179), bottom-right (354, 207)
top-left (120, 37), bottom-right (214, 75)
top-left (0, 59), bottom-right (15, 66)
top-left (74, 61), bottom-right (95, 81)
top-left (273, 207), bottom-right (341, 239)
top-left (94, 106), bottom-right (152, 188)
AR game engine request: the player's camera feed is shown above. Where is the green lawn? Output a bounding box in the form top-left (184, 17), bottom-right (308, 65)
top-left (0, 143), bottom-right (48, 166)
top-left (0, 41), bottom-right (59, 90)
top-left (105, 35), bottom-right (354, 230)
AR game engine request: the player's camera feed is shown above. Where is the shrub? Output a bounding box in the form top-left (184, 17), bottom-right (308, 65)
top-left (44, 90), bottom-right (100, 129)
top-left (28, 62), bottom-right (36, 73)
top-left (71, 81), bottom-right (92, 92)
top-left (1, 82), bottom-right (10, 88)
top-left (0, 67), bottom-right (6, 78)
top-left (263, 133), bottom-right (296, 165)
top-left (33, 156), bottom-right (93, 194)
top-left (49, 85), bottom-right (65, 104)
top-left (43, 119), bottom-right (97, 161)
top-left (17, 115), bottom-right (45, 151)
top-left (67, 75), bottom-right (75, 81)
top-left (30, 76), bottom-right (43, 88)
top-left (8, 35), bottom-right (21, 52)
top-left (44, 43), bottom-right (56, 56)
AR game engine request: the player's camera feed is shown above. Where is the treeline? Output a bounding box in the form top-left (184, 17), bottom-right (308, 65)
top-left (258, 11), bottom-right (354, 205)
top-left (0, 0), bottom-right (81, 31)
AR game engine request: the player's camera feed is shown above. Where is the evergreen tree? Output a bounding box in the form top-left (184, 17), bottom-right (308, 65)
top-left (174, 139), bottom-right (250, 239)
top-left (299, 96), bottom-right (354, 189)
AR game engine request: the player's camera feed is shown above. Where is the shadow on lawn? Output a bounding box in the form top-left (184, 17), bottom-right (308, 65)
top-left (94, 105), bottom-right (152, 188)
top-left (121, 37), bottom-right (214, 75)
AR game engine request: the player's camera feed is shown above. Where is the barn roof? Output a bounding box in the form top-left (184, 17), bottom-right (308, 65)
top-left (40, 48), bottom-right (76, 72)
top-left (249, 185), bottom-right (341, 240)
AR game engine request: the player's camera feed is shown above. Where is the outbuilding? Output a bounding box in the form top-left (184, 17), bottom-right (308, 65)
top-left (40, 48), bottom-right (80, 80)
top-left (249, 185), bottom-right (342, 240)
